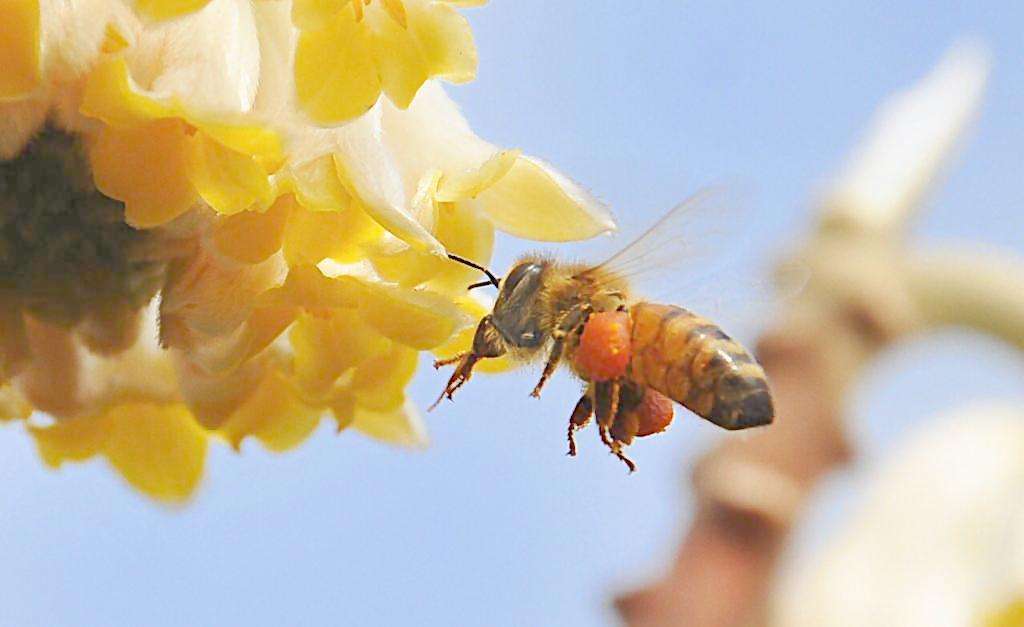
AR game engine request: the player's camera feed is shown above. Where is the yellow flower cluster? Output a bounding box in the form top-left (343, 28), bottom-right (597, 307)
top-left (0, 0), bottom-right (613, 501)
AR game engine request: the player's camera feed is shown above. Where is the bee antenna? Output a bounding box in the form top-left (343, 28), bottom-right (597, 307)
top-left (447, 254), bottom-right (501, 290)
top-left (466, 280), bottom-right (495, 291)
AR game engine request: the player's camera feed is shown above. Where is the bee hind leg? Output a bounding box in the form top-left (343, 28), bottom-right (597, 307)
top-left (594, 380), bottom-right (636, 472)
top-left (598, 424), bottom-right (636, 473)
top-left (567, 393), bottom-right (594, 457)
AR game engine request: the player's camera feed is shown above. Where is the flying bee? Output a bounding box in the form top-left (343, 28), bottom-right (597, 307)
top-left (432, 188), bottom-right (776, 471)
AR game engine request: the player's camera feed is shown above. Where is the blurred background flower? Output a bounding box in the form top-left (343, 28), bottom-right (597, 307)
top-left (775, 405), bottom-right (1024, 627)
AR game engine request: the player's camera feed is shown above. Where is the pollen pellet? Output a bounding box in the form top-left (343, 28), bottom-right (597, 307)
top-left (575, 311), bottom-right (632, 382)
top-left (635, 388), bottom-right (674, 437)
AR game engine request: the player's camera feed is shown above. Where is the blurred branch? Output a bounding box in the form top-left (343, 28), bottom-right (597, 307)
top-left (615, 41), bottom-right (1003, 627)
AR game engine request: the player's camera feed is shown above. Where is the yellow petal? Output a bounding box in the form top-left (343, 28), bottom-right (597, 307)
top-left (0, 0), bottom-right (40, 98)
top-left (358, 282), bottom-right (469, 349)
top-left (476, 155), bottom-right (615, 241)
top-left (260, 265), bottom-right (363, 311)
top-left (220, 369), bottom-right (322, 452)
top-left (329, 392), bottom-right (356, 431)
top-left (213, 195), bottom-right (294, 264)
top-left (429, 199), bottom-right (494, 293)
top-left (368, 7), bottom-right (427, 109)
top-left (185, 131), bottom-right (275, 215)
top-left (283, 203), bottom-right (383, 266)
top-left (195, 120), bottom-right (284, 172)
top-left (334, 152), bottom-right (444, 255)
top-left (352, 399), bottom-right (427, 447)
top-left (406, 0), bottom-right (477, 83)
top-left (295, 9), bottom-right (381, 124)
top-left (80, 56), bottom-right (178, 128)
top-left (232, 305), bottom-right (300, 367)
top-left (288, 155), bottom-right (353, 212)
top-left (987, 598), bottom-right (1024, 627)
top-left (89, 121), bottom-right (197, 228)
top-left (371, 168), bottom-right (494, 290)
top-left (292, 0), bottom-right (348, 30)
top-left (0, 385), bottom-right (31, 422)
top-left (100, 23), bottom-right (130, 54)
top-left (31, 413), bottom-right (113, 466)
top-left (103, 403), bottom-right (207, 502)
top-left (369, 244), bottom-right (441, 287)
top-left (372, 0), bottom-right (476, 109)
top-left (31, 403), bottom-right (207, 502)
top-left (290, 310), bottom-right (389, 399)
top-left (350, 342), bottom-right (417, 411)
top-left (134, 0), bottom-right (213, 20)
top-left (380, 0), bottom-right (407, 27)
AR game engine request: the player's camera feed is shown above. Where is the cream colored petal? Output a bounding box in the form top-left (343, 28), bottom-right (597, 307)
top-left (37, 0), bottom-right (138, 83)
top-left (352, 398), bottom-right (428, 448)
top-left (125, 0), bottom-right (260, 114)
top-left (173, 349), bottom-right (267, 430)
top-left (821, 41), bottom-right (990, 232)
top-left (381, 82), bottom-right (614, 240)
top-left (14, 304), bottom-right (179, 420)
top-left (0, 98), bottom-right (48, 159)
top-left (380, 81), bottom-right (493, 186)
top-left (473, 155), bottom-right (615, 241)
top-left (251, 0), bottom-right (297, 120)
top-left (160, 239), bottom-right (287, 358)
top-left (330, 110), bottom-right (444, 254)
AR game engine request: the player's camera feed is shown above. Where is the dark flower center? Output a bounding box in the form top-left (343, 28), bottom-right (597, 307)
top-left (0, 128), bottom-right (165, 326)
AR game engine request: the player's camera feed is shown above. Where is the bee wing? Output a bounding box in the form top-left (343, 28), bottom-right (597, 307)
top-left (578, 187), bottom-right (804, 332)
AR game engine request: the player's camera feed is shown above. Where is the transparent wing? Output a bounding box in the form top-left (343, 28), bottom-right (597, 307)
top-left (577, 187), bottom-right (805, 334)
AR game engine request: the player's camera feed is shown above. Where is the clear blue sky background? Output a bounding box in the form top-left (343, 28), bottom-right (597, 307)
top-left (3, 2), bottom-right (1024, 626)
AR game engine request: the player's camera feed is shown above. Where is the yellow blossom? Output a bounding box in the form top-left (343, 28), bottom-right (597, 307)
top-left (0, 0), bottom-right (613, 503)
top-left (293, 0), bottom-right (481, 123)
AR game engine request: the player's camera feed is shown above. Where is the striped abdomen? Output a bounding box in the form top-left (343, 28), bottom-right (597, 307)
top-left (628, 302), bottom-right (773, 430)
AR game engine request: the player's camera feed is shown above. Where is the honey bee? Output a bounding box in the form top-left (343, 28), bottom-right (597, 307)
top-left (432, 188), bottom-right (775, 471)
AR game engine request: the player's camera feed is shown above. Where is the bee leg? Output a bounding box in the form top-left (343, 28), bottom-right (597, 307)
top-left (567, 393), bottom-right (593, 457)
top-left (430, 315), bottom-right (506, 410)
top-left (594, 380), bottom-right (636, 472)
top-left (531, 305), bottom-right (589, 398)
top-left (433, 353), bottom-right (467, 368)
top-left (598, 424), bottom-right (636, 473)
top-left (429, 354), bottom-right (480, 410)
top-left (610, 395), bottom-right (639, 447)
top-left (530, 336), bottom-right (565, 398)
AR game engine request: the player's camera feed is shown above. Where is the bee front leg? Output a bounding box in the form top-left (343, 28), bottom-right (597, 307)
top-left (530, 305), bottom-right (589, 399)
top-left (430, 315), bottom-right (506, 410)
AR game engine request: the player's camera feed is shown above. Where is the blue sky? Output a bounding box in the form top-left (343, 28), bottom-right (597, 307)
top-left (2, 2), bottom-right (1024, 626)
